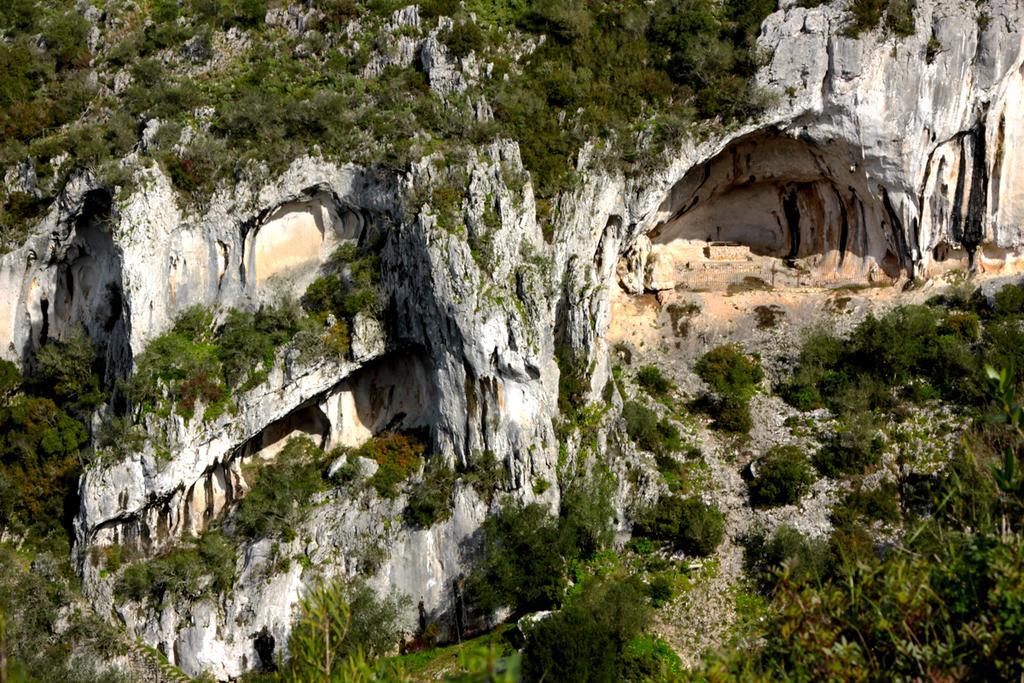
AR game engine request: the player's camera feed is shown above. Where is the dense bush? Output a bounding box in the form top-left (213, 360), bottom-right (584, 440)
top-left (405, 461), bottom-right (456, 528)
top-left (0, 544), bottom-right (127, 682)
top-left (750, 444), bottom-right (816, 507)
top-left (0, 331), bottom-right (103, 541)
top-left (845, 0), bottom-right (917, 37)
top-left (635, 495), bottom-right (724, 556)
top-left (555, 344), bottom-right (589, 417)
top-left (466, 502), bottom-right (577, 615)
top-left (695, 344), bottom-right (763, 403)
top-left (116, 530), bottom-right (236, 606)
top-left (811, 405), bottom-right (884, 477)
top-left (558, 466), bottom-right (616, 558)
top-left (622, 401), bottom-right (682, 456)
top-left (0, 394), bottom-right (86, 538)
top-left (830, 480), bottom-right (902, 531)
top-left (440, 19), bottom-right (486, 59)
top-left (284, 577), bottom-right (405, 679)
top-left (695, 344), bottom-right (762, 433)
top-left (128, 303), bottom-right (302, 422)
top-left (234, 437), bottom-right (330, 540)
top-left (30, 327), bottom-right (105, 418)
top-left (352, 431), bottom-right (428, 498)
top-left (742, 525), bottom-right (830, 592)
top-left (521, 578), bottom-right (653, 683)
top-left (301, 243), bottom-right (381, 332)
top-left (467, 470), bottom-right (614, 617)
top-left (621, 635), bottom-right (682, 682)
top-left (781, 305), bottom-right (987, 417)
top-left (635, 365), bottom-right (674, 397)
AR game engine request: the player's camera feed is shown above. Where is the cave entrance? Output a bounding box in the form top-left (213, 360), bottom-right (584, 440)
top-left (642, 131), bottom-right (908, 292)
top-left (237, 401), bottom-right (332, 464)
top-left (50, 189), bottom-right (131, 387)
top-left (324, 350), bottom-right (436, 449)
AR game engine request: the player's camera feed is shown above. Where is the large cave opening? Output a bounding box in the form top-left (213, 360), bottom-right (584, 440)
top-left (50, 189), bottom-right (131, 386)
top-left (643, 131), bottom-right (909, 291)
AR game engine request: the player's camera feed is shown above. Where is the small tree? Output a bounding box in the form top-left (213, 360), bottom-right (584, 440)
top-left (285, 578), bottom-right (404, 680)
top-left (750, 445), bottom-right (816, 507)
top-left (635, 365), bottom-right (674, 397)
top-left (636, 496), bottom-right (724, 557)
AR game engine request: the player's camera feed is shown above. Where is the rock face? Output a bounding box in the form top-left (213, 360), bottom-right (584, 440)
top-left (57, 142), bottom-right (559, 678)
top-left (754, 0), bottom-right (1024, 277)
top-left (0, 0), bottom-right (1020, 678)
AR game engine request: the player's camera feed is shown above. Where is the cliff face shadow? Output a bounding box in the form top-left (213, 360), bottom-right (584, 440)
top-left (39, 189), bottom-right (132, 388)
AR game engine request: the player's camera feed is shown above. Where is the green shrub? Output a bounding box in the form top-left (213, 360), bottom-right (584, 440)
top-left (713, 397), bottom-right (753, 434)
top-left (285, 577), bottom-right (405, 679)
top-left (742, 525), bottom-right (829, 592)
top-left (622, 401), bottom-right (682, 455)
top-left (301, 243), bottom-right (381, 325)
top-left (116, 530), bottom-right (236, 605)
top-left (31, 327), bottom-right (104, 417)
top-left (621, 634), bottom-right (682, 682)
top-left (812, 410), bottom-right (883, 477)
top-left (521, 578), bottom-right (652, 683)
top-left (0, 394), bottom-right (87, 539)
top-left (830, 480), bottom-right (901, 531)
top-left (441, 20), bottom-right (486, 59)
top-left (466, 502), bottom-right (576, 615)
top-left (750, 444), bottom-right (816, 507)
top-left (695, 344), bottom-right (763, 404)
top-left (217, 304), bottom-right (302, 390)
top-left (993, 284), bottom-right (1024, 318)
top-left (1, 544), bottom-right (128, 682)
top-left (467, 470), bottom-right (614, 617)
top-left (644, 574), bottom-right (675, 607)
top-left (884, 0), bottom-right (916, 36)
top-left (558, 466), bottom-right (616, 557)
top-left (781, 305), bottom-right (980, 413)
top-left (635, 365), bottom-right (674, 397)
top-left (460, 449), bottom-right (510, 502)
top-left (844, 0), bottom-right (916, 37)
top-left (405, 461), bottom-right (456, 528)
top-left (234, 437), bottom-right (329, 540)
top-left (690, 371), bottom-right (1024, 680)
top-left (355, 431), bottom-right (427, 498)
top-left (636, 496), bottom-right (724, 556)
top-left (555, 344), bottom-right (588, 417)
top-left (128, 302), bottom-right (302, 422)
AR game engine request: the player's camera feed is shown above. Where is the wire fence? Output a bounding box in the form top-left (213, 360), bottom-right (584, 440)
top-left (672, 266), bottom-right (876, 292)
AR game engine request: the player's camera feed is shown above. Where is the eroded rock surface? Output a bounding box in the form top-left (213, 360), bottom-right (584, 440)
top-left (0, 0), bottom-right (1020, 678)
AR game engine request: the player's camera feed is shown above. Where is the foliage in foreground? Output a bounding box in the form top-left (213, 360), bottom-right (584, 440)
top-left (283, 577), bottom-right (405, 680)
top-left (703, 366), bottom-right (1024, 680)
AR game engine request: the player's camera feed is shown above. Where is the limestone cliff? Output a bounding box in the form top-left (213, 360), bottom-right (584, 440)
top-left (0, 0), bottom-right (1020, 677)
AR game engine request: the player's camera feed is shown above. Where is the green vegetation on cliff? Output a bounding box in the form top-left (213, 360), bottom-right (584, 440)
top-left (0, 0), bottom-right (783, 250)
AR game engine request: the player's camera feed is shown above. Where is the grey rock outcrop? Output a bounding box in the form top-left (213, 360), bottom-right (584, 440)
top-left (0, 0), bottom-right (1021, 678)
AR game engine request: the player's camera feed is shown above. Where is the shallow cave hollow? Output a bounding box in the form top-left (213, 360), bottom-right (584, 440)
top-left (645, 130), bottom-right (909, 283)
